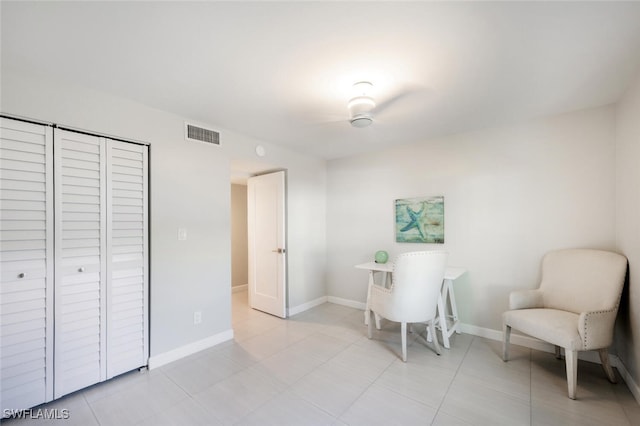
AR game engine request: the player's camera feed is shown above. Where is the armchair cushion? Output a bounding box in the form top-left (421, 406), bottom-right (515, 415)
top-left (503, 308), bottom-right (582, 350)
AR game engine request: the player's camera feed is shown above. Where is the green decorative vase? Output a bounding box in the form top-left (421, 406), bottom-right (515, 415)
top-left (375, 250), bottom-right (389, 264)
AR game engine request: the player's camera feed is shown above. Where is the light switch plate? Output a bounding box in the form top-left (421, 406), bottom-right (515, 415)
top-left (178, 228), bottom-right (187, 241)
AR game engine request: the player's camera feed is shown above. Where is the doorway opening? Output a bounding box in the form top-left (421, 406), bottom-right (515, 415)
top-left (230, 161), bottom-right (288, 332)
top-left (230, 181), bottom-right (249, 325)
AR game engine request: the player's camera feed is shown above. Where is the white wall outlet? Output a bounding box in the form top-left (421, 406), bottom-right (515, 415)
top-left (178, 227), bottom-right (187, 241)
top-left (193, 311), bottom-right (202, 325)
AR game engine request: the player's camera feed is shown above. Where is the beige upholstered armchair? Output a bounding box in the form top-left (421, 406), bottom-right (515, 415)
top-left (502, 249), bottom-right (627, 399)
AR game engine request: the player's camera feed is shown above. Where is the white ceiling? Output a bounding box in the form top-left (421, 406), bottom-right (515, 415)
top-left (3, 1), bottom-right (640, 159)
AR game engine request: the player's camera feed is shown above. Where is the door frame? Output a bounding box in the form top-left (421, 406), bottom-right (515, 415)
top-left (246, 170), bottom-right (288, 318)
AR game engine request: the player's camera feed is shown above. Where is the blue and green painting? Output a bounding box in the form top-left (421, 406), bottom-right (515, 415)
top-left (395, 196), bottom-right (444, 243)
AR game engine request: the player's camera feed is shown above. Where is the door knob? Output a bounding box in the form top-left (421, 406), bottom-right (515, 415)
top-left (18, 272), bottom-right (26, 279)
top-left (78, 267), bottom-right (85, 273)
top-left (271, 248), bottom-right (286, 254)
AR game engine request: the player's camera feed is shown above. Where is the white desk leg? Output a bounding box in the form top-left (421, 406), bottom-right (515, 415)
top-left (446, 279), bottom-right (461, 334)
top-left (364, 271), bottom-right (382, 329)
top-left (364, 271), bottom-right (373, 325)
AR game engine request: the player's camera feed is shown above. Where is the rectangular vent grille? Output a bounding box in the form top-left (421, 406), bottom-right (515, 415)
top-left (185, 123), bottom-right (220, 145)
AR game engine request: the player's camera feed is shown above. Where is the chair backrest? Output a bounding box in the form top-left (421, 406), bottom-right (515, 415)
top-left (388, 251), bottom-right (448, 323)
top-left (539, 249), bottom-right (627, 314)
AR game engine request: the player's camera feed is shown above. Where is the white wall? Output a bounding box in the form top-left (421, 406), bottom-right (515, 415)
top-left (2, 71), bottom-right (233, 357)
top-left (327, 106), bottom-right (617, 331)
top-left (1, 69), bottom-right (327, 359)
top-left (221, 142), bottom-right (328, 310)
top-left (615, 69), bottom-right (640, 389)
top-left (231, 184), bottom-right (248, 288)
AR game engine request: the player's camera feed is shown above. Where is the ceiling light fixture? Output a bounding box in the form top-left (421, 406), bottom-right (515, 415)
top-left (348, 81), bottom-right (375, 128)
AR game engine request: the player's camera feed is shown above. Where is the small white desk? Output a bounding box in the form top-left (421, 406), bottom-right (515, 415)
top-left (355, 262), bottom-right (466, 349)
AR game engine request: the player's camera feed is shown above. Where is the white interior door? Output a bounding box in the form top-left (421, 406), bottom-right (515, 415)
top-left (105, 139), bottom-right (148, 379)
top-left (1, 121), bottom-right (148, 408)
top-left (0, 118), bottom-right (54, 412)
top-left (247, 171), bottom-right (287, 318)
top-left (54, 131), bottom-right (149, 396)
top-left (54, 129), bottom-right (107, 398)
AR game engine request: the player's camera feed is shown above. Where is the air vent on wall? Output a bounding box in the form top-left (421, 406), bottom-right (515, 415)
top-left (185, 122), bottom-right (220, 145)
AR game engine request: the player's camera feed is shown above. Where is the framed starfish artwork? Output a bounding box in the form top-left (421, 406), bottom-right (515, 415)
top-left (395, 196), bottom-right (444, 243)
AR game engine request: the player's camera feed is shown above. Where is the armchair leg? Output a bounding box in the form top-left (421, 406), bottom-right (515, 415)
top-left (367, 310), bottom-right (373, 339)
top-left (598, 348), bottom-right (617, 384)
top-left (565, 349), bottom-right (578, 400)
top-left (502, 324), bottom-right (511, 362)
top-left (401, 322), bottom-right (407, 362)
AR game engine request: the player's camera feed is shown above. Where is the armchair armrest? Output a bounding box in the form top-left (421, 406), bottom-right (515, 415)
top-left (578, 309), bottom-right (617, 350)
top-left (509, 289), bottom-right (543, 310)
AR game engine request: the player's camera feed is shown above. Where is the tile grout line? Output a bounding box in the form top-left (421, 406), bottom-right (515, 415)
top-left (282, 333), bottom-right (366, 421)
top-left (232, 322), bottom-right (357, 424)
top-left (136, 368), bottom-right (192, 425)
top-left (157, 364), bottom-right (218, 424)
top-left (331, 343), bottom-right (402, 421)
top-left (273, 319), bottom-right (408, 422)
top-left (430, 335), bottom-right (476, 425)
top-left (368, 330), bottom-right (460, 411)
top-left (81, 391), bottom-right (102, 426)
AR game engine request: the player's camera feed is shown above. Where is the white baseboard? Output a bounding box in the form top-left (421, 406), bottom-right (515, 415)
top-left (148, 329), bottom-right (234, 370)
top-left (613, 355), bottom-right (640, 403)
top-left (232, 284), bottom-right (248, 293)
top-left (459, 323), bottom-right (554, 354)
top-left (288, 296), bottom-right (328, 317)
top-left (327, 296), bottom-right (366, 311)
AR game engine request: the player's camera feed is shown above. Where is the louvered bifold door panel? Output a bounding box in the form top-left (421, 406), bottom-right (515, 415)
top-left (106, 140), bottom-right (148, 378)
top-left (0, 118), bottom-right (54, 413)
top-left (54, 130), bottom-right (106, 398)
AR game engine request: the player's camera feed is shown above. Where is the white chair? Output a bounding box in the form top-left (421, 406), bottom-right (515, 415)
top-left (503, 248), bottom-right (627, 399)
top-left (367, 250), bottom-right (448, 362)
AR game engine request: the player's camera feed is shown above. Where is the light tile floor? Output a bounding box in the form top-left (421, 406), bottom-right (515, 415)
top-left (4, 290), bottom-right (640, 425)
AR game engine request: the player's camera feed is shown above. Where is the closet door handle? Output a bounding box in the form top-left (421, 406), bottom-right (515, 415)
top-left (18, 272), bottom-right (26, 279)
top-left (78, 267), bottom-right (85, 273)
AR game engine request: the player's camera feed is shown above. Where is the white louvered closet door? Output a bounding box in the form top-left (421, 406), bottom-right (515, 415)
top-left (54, 130), bottom-right (148, 398)
top-left (106, 140), bottom-right (148, 379)
top-left (0, 118), bottom-right (54, 412)
top-left (54, 130), bottom-right (107, 398)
